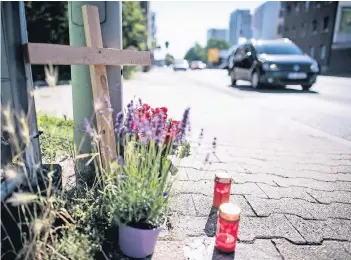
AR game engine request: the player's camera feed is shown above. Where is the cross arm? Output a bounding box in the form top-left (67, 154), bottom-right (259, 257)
top-left (26, 43), bottom-right (151, 66)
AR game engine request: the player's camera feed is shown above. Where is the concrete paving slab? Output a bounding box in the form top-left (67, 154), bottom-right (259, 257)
top-left (239, 214), bottom-right (306, 244)
top-left (257, 183), bottom-right (317, 202)
top-left (303, 201), bottom-right (351, 220)
top-left (209, 162), bottom-right (251, 172)
top-left (176, 169), bottom-right (190, 180)
top-left (231, 183), bottom-right (268, 197)
top-left (231, 172), bottom-right (279, 186)
top-left (307, 189), bottom-right (351, 204)
top-left (174, 180), bottom-right (268, 198)
top-left (273, 239), bottom-right (351, 260)
top-left (173, 180), bottom-right (213, 196)
top-left (273, 177), bottom-right (351, 192)
top-left (153, 238), bottom-right (282, 260)
top-left (285, 215), bottom-right (351, 243)
top-left (191, 194), bottom-right (255, 217)
top-left (170, 194), bottom-right (196, 216)
top-left (181, 168), bottom-right (218, 180)
top-left (245, 196), bottom-right (315, 218)
top-left (344, 242), bottom-right (351, 255)
top-left (237, 163), bottom-right (351, 182)
top-left (164, 216), bottom-right (209, 239)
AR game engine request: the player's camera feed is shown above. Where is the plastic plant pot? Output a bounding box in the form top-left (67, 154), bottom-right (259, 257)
top-left (118, 223), bottom-right (161, 258)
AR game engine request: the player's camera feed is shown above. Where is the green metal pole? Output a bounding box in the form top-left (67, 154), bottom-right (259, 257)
top-left (69, 1), bottom-right (96, 156)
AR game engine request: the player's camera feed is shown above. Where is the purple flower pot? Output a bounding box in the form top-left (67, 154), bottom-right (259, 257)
top-left (118, 224), bottom-right (161, 258)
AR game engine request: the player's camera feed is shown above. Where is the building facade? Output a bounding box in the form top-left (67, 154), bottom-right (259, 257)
top-left (283, 1), bottom-right (351, 74)
top-left (253, 1), bottom-right (284, 40)
top-left (329, 1), bottom-right (351, 74)
top-left (207, 29), bottom-right (229, 42)
top-left (229, 9), bottom-right (252, 45)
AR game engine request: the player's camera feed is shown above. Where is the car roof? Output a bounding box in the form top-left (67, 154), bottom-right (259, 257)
top-left (255, 38), bottom-right (293, 46)
top-left (238, 38), bottom-right (293, 48)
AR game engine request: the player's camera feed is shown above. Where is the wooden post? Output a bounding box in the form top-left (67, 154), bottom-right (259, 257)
top-left (82, 5), bottom-right (116, 168)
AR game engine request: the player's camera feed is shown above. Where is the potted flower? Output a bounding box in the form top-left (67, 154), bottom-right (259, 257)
top-left (107, 101), bottom-right (190, 258)
top-left (115, 101), bottom-right (191, 175)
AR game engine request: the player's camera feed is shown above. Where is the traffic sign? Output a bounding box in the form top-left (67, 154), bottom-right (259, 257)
top-left (208, 48), bottom-right (219, 62)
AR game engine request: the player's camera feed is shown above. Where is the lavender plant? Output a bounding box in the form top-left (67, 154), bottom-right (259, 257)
top-left (97, 100), bottom-right (192, 228)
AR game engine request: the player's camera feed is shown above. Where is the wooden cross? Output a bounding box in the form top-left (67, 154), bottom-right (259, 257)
top-left (26, 5), bottom-right (151, 169)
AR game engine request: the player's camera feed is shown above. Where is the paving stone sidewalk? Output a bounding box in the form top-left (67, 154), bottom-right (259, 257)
top-left (150, 135), bottom-right (351, 260)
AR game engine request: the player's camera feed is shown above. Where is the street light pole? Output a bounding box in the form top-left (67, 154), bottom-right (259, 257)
top-left (69, 1), bottom-right (123, 157)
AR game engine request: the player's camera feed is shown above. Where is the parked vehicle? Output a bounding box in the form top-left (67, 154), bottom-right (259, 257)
top-left (228, 39), bottom-right (319, 90)
top-left (173, 59), bottom-right (189, 71)
top-left (190, 60), bottom-right (206, 70)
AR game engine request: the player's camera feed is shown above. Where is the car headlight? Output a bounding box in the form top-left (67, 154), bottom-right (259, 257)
top-left (263, 63), bottom-right (278, 71)
top-left (310, 63), bottom-right (319, 72)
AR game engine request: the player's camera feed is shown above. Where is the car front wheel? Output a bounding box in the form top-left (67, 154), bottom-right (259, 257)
top-left (251, 71), bottom-right (261, 89)
top-left (302, 84), bottom-right (312, 91)
top-left (230, 69), bottom-right (237, 85)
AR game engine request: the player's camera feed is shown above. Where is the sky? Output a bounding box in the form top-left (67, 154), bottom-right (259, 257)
top-left (151, 1), bottom-right (263, 59)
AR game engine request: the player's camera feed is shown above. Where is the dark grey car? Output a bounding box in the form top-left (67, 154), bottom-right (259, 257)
top-left (229, 39), bottom-right (319, 91)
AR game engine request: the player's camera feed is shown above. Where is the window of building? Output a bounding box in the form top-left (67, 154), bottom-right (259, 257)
top-left (295, 2), bottom-right (300, 12)
top-left (316, 1), bottom-right (321, 8)
top-left (320, 45), bottom-right (326, 59)
top-left (300, 23), bottom-right (306, 37)
top-left (310, 46), bottom-right (315, 57)
top-left (312, 20), bottom-right (318, 34)
top-left (278, 24), bottom-right (284, 35)
top-left (292, 25), bottom-right (297, 38)
top-left (305, 1), bottom-right (310, 11)
top-left (285, 26), bottom-right (289, 33)
top-left (279, 9), bottom-right (284, 18)
top-left (286, 4), bottom-right (291, 14)
top-left (323, 16), bottom-right (329, 31)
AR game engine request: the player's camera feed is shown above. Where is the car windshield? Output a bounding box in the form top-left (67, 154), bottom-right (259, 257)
top-left (174, 60), bottom-right (187, 65)
top-left (256, 43), bottom-right (304, 55)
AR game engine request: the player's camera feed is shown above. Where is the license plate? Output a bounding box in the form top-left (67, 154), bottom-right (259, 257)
top-left (288, 72), bottom-right (307, 79)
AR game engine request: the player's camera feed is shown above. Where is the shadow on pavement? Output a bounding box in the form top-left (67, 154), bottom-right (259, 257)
top-left (321, 72), bottom-right (351, 78)
top-left (211, 248), bottom-right (235, 260)
top-left (205, 207), bottom-right (235, 259)
top-left (228, 84), bottom-right (319, 94)
top-left (205, 206), bottom-right (218, 237)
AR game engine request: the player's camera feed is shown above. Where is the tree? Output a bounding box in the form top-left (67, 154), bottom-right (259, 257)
top-left (164, 53), bottom-right (174, 66)
top-left (122, 1), bottom-right (147, 51)
top-left (184, 43), bottom-right (206, 62)
top-left (206, 38), bottom-right (231, 50)
top-left (25, 1), bottom-right (70, 81)
top-left (122, 1), bottom-right (148, 78)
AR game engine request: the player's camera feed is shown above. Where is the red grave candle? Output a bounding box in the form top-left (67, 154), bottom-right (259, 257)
top-left (215, 203), bottom-right (241, 253)
top-left (213, 172), bottom-right (232, 208)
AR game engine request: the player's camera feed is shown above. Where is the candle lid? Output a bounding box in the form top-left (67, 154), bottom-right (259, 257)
top-left (219, 203), bottom-right (241, 221)
top-left (215, 172), bottom-right (232, 184)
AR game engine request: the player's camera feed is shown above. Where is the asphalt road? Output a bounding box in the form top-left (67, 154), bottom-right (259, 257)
top-left (34, 68), bottom-right (351, 145)
top-left (151, 68), bottom-right (351, 143)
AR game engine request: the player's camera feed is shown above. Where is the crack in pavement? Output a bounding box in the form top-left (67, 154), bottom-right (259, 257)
top-left (271, 240), bottom-right (286, 260)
